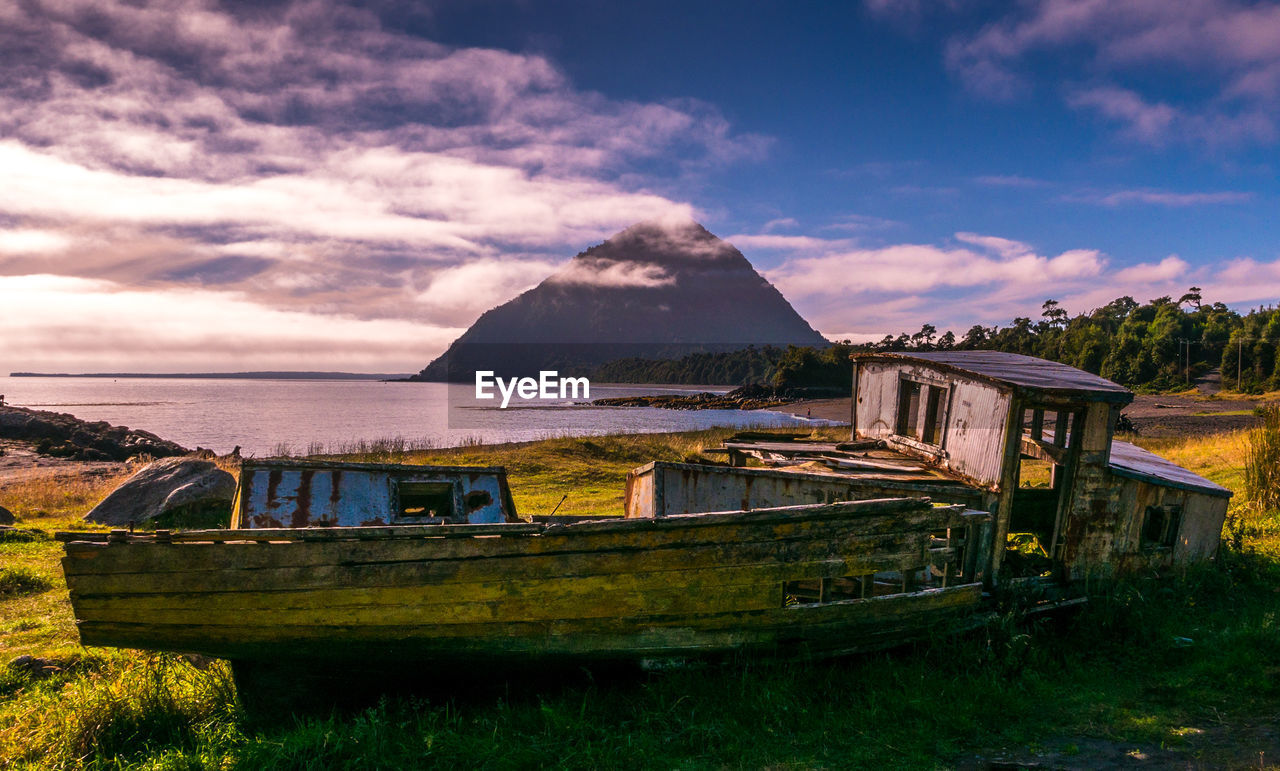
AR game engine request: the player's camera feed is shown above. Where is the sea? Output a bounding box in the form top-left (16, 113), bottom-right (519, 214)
top-left (0, 376), bottom-right (823, 457)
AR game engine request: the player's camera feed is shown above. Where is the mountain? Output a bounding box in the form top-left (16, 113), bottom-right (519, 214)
top-left (412, 219), bottom-right (828, 381)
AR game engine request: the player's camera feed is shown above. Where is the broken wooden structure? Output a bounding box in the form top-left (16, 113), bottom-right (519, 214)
top-left (678, 351), bottom-right (1230, 584)
top-left (60, 492), bottom-right (988, 666)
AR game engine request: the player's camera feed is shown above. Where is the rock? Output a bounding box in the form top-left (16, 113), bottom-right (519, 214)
top-left (0, 404), bottom-right (188, 461)
top-left (85, 456), bottom-right (236, 527)
top-left (0, 505), bottom-right (13, 525)
top-left (8, 655), bottom-right (63, 679)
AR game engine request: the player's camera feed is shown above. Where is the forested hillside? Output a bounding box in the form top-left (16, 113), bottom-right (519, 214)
top-left (594, 289), bottom-right (1280, 393)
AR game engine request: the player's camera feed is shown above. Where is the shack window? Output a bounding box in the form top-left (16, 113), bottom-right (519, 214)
top-left (1141, 504), bottom-right (1182, 549)
top-left (1024, 408), bottom-right (1076, 449)
top-left (895, 379), bottom-right (947, 446)
top-left (896, 380), bottom-right (920, 437)
top-left (396, 481), bottom-right (455, 520)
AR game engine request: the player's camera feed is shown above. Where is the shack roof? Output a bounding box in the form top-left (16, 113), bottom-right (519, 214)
top-left (1108, 440), bottom-right (1232, 498)
top-left (851, 351), bottom-right (1133, 404)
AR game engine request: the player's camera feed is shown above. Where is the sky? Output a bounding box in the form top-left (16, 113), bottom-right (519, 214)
top-left (2, 0), bottom-right (1279, 373)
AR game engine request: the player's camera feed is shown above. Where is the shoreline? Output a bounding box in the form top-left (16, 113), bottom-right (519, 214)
top-left (762, 397), bottom-right (852, 425)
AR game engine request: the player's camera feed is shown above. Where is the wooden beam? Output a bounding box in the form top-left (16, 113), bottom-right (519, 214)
top-left (1020, 436), bottom-right (1068, 465)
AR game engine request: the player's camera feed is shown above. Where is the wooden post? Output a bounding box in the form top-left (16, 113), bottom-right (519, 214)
top-left (1053, 411), bottom-right (1069, 447)
top-left (849, 361), bottom-right (860, 440)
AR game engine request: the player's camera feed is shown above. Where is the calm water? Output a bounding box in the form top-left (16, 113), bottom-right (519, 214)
top-left (0, 376), bottom-right (819, 457)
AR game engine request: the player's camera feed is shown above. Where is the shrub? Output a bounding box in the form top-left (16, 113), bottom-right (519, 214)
top-left (1244, 405), bottom-right (1280, 514)
top-left (0, 566), bottom-right (52, 597)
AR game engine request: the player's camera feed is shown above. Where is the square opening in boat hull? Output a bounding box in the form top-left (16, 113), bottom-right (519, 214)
top-left (395, 481), bottom-right (457, 522)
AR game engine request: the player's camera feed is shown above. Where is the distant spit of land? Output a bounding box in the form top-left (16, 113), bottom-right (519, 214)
top-left (9, 371), bottom-right (411, 380)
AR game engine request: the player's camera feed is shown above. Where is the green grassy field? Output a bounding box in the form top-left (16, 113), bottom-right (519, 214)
top-left (1, 427), bottom-right (1278, 769)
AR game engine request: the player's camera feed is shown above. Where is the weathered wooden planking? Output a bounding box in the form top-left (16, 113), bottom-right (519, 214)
top-left (57, 522), bottom-right (547, 544)
top-left (71, 547), bottom-right (962, 622)
top-left (1175, 492), bottom-right (1229, 561)
top-left (65, 530), bottom-right (956, 596)
top-left (626, 463), bottom-right (983, 519)
top-left (64, 502), bottom-right (976, 577)
top-left (853, 362), bottom-right (1012, 487)
top-left (76, 583), bottom-right (980, 648)
top-left (67, 543), bottom-right (961, 604)
top-left (64, 498), bottom-right (946, 545)
top-left (71, 558), bottom-right (956, 629)
top-left (75, 584), bottom-right (982, 660)
top-left (722, 441), bottom-right (845, 453)
top-left (69, 552), bottom-right (957, 619)
top-left (72, 582), bottom-right (787, 626)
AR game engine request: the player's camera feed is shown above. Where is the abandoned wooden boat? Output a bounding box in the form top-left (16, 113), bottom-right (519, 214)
top-left (59, 459), bottom-right (990, 666)
top-left (56, 352), bottom-right (1232, 674)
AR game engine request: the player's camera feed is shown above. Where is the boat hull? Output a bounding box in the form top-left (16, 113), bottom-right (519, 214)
top-left (61, 498), bottom-right (989, 664)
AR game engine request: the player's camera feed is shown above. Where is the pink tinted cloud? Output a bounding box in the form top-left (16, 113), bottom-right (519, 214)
top-left (1, 274), bottom-right (462, 373)
top-left (756, 220), bottom-right (1280, 342)
top-left (0, 0), bottom-right (770, 366)
top-left (749, 228), bottom-right (1264, 340)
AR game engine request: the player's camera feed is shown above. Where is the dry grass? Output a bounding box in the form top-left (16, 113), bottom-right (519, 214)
top-left (0, 467), bottom-right (126, 658)
top-left (0, 469), bottom-right (133, 532)
top-left (1134, 429), bottom-right (1250, 499)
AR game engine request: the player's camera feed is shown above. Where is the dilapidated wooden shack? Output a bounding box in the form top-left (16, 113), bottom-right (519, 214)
top-left (632, 351), bottom-right (1230, 586)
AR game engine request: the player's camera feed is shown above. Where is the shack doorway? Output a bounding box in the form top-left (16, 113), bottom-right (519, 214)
top-left (1006, 406), bottom-right (1079, 577)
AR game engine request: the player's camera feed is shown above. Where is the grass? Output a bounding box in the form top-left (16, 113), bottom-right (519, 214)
top-left (1, 468), bottom-right (134, 529)
top-left (0, 567), bottom-right (52, 598)
top-left (1191, 409), bottom-right (1258, 416)
top-left (1246, 405), bottom-right (1280, 514)
top-left (1, 427), bottom-right (1279, 768)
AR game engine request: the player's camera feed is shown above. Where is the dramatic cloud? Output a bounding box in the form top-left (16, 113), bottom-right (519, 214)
top-left (937, 0), bottom-right (1280, 145)
top-left (753, 229), bottom-right (1279, 342)
top-left (1, 275), bottom-right (462, 373)
top-left (413, 258), bottom-right (560, 325)
top-left (0, 0), bottom-right (762, 371)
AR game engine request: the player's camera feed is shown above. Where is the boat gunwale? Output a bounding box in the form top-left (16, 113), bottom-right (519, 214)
top-left (57, 497), bottom-right (990, 546)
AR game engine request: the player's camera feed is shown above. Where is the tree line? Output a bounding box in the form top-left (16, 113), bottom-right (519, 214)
top-left (593, 289), bottom-right (1280, 393)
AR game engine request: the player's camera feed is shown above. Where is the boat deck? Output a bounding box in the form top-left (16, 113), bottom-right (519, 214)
top-left (711, 438), bottom-right (972, 487)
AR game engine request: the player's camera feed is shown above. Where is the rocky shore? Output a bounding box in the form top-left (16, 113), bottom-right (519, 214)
top-left (0, 404), bottom-right (189, 462)
top-left (593, 384), bottom-right (847, 411)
